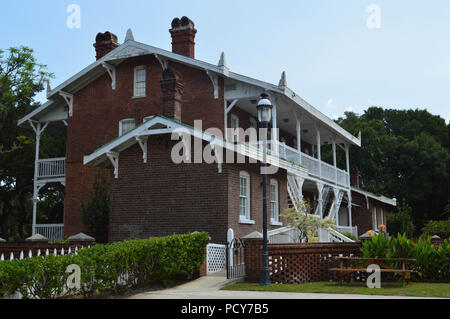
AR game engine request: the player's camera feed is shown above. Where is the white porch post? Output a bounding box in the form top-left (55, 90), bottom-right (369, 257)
top-left (296, 115), bottom-right (302, 166)
top-left (271, 97), bottom-right (278, 155)
top-left (347, 191), bottom-right (353, 230)
top-left (316, 182), bottom-right (324, 218)
top-left (345, 143), bottom-right (351, 188)
top-left (29, 121), bottom-right (48, 235)
top-left (296, 176), bottom-right (305, 202)
top-left (316, 127), bottom-right (322, 178)
top-left (332, 138), bottom-right (337, 184)
top-left (332, 187), bottom-right (340, 226)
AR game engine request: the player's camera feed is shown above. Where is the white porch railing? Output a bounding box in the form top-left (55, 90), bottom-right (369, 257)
top-left (337, 226), bottom-right (358, 237)
top-left (37, 158), bottom-right (66, 179)
top-left (279, 143), bottom-right (350, 188)
top-left (318, 227), bottom-right (355, 243)
top-left (34, 224), bottom-right (64, 240)
top-left (268, 227), bottom-right (301, 244)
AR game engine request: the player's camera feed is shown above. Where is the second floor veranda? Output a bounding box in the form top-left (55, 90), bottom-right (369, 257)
top-left (225, 89), bottom-right (360, 189)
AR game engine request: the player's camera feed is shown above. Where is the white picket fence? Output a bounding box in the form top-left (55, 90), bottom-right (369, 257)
top-left (0, 245), bottom-right (91, 262)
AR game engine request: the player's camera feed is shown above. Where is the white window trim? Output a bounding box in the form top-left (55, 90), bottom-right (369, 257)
top-left (270, 179), bottom-right (281, 225)
top-left (133, 65), bottom-right (146, 98)
top-left (119, 118), bottom-right (136, 136)
top-left (230, 114), bottom-right (239, 143)
top-left (373, 207), bottom-right (379, 231)
top-left (239, 171), bottom-right (254, 224)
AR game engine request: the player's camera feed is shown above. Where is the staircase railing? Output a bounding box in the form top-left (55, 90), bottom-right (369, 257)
top-left (319, 227), bottom-right (355, 243)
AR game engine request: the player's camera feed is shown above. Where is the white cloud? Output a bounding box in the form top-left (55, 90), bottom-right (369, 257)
top-left (326, 98), bottom-right (337, 109)
top-left (345, 106), bottom-right (353, 113)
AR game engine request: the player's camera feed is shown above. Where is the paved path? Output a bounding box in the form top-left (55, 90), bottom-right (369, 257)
top-left (128, 273), bottom-right (434, 299)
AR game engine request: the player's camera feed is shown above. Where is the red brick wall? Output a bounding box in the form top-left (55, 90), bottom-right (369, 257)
top-left (244, 239), bottom-right (362, 283)
top-left (64, 54), bottom-right (225, 236)
top-left (227, 163), bottom-right (288, 240)
top-left (351, 191), bottom-right (390, 235)
top-left (108, 135), bottom-right (228, 243)
top-left (108, 131), bottom-right (292, 244)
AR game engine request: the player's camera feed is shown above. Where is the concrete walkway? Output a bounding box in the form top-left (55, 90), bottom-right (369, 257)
top-left (128, 273), bottom-right (434, 299)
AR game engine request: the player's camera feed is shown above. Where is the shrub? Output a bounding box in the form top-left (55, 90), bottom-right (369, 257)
top-left (81, 169), bottom-right (110, 243)
top-left (0, 232), bottom-right (209, 299)
top-left (360, 233), bottom-right (450, 282)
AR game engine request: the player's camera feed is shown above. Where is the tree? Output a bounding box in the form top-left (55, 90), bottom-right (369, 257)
top-left (281, 201), bottom-right (336, 243)
top-left (0, 46), bottom-right (59, 240)
top-left (386, 200), bottom-right (415, 238)
top-left (81, 169), bottom-right (110, 243)
top-left (333, 107), bottom-right (450, 234)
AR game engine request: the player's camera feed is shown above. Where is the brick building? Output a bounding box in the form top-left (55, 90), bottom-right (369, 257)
top-left (18, 17), bottom-right (396, 243)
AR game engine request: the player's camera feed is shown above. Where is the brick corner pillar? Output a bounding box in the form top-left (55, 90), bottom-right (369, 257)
top-left (242, 232), bottom-right (264, 283)
top-left (160, 68), bottom-right (184, 121)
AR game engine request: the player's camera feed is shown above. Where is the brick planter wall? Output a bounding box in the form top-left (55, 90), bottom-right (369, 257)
top-left (244, 238), bottom-right (362, 283)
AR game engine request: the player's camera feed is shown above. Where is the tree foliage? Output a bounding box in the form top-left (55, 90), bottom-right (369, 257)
top-left (281, 201), bottom-right (336, 243)
top-left (386, 200), bottom-right (415, 238)
top-left (334, 108), bottom-right (450, 234)
top-left (0, 46), bottom-right (64, 241)
top-left (81, 169), bottom-right (110, 243)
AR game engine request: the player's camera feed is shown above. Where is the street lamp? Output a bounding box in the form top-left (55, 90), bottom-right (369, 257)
top-left (257, 92), bottom-right (273, 286)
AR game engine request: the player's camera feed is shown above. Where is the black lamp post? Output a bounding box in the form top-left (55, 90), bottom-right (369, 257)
top-left (257, 92), bottom-right (273, 286)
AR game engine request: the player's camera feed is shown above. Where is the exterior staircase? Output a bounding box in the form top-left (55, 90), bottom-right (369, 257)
top-left (282, 175), bottom-right (355, 243)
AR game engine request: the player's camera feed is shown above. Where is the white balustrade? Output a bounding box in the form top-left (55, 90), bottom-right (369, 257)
top-left (37, 158), bottom-right (66, 179)
top-left (35, 224), bottom-right (64, 240)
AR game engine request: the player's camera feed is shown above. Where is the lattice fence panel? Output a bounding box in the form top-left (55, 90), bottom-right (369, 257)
top-left (269, 247), bottom-right (361, 283)
top-left (206, 244), bottom-right (227, 274)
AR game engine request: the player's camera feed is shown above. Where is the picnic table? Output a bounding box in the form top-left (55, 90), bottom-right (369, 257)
top-left (329, 257), bottom-right (416, 287)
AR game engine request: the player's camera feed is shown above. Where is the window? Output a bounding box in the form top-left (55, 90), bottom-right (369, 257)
top-left (230, 114), bottom-right (239, 143)
top-left (134, 66), bottom-right (146, 97)
top-left (373, 207), bottom-right (378, 230)
top-left (239, 171), bottom-right (252, 223)
top-left (250, 117), bottom-right (258, 141)
top-left (119, 119), bottom-right (136, 136)
top-left (270, 179), bottom-right (280, 224)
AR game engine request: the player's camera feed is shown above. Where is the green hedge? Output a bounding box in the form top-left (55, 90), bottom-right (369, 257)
top-left (361, 233), bottom-right (450, 282)
top-left (0, 232), bottom-right (209, 299)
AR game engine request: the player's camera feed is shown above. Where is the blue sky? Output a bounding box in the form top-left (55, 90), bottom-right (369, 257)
top-left (1, 0), bottom-right (449, 122)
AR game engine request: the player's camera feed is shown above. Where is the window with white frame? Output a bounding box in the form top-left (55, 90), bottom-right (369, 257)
top-left (250, 117), bottom-right (258, 141)
top-left (373, 207), bottom-right (378, 230)
top-left (270, 179), bottom-right (279, 223)
top-left (239, 171), bottom-right (251, 221)
top-left (119, 118), bottom-right (136, 136)
top-left (134, 66), bottom-right (146, 97)
top-left (230, 114), bottom-right (239, 143)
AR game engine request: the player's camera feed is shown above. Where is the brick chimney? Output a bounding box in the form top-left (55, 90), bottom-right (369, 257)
top-left (160, 68), bottom-right (184, 120)
top-left (351, 167), bottom-right (360, 188)
top-left (93, 31), bottom-right (119, 60)
top-left (170, 17), bottom-right (197, 58)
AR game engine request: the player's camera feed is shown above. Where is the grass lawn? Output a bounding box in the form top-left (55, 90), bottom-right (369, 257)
top-left (222, 281), bottom-right (450, 298)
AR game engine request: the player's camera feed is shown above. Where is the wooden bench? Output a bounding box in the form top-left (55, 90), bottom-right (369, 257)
top-left (329, 257), bottom-right (416, 287)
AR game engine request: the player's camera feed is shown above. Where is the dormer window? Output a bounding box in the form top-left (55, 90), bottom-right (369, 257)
top-left (119, 119), bottom-right (136, 136)
top-left (134, 66), bottom-right (146, 97)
